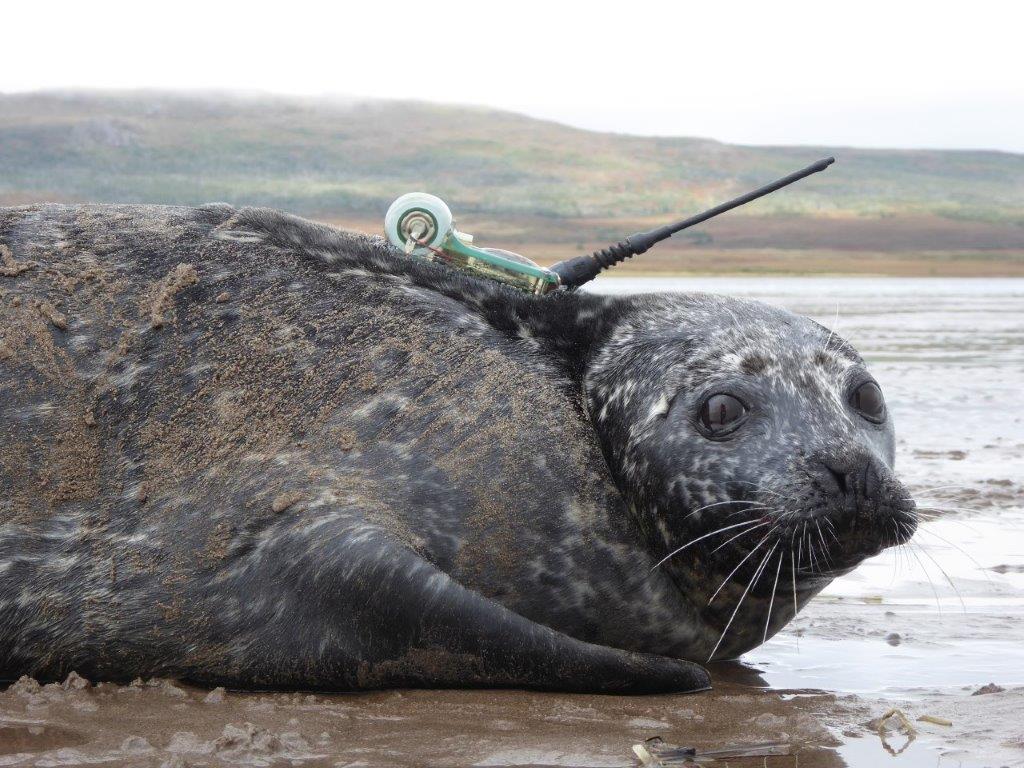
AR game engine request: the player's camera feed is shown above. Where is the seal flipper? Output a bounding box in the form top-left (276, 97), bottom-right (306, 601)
top-left (329, 540), bottom-right (711, 694)
top-left (182, 522), bottom-right (709, 694)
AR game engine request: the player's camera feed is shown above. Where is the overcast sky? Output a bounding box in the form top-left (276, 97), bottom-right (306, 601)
top-left (4, 0), bottom-right (1022, 152)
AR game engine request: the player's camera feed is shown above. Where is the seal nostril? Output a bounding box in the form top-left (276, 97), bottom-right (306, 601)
top-left (865, 464), bottom-right (878, 499)
top-left (827, 466), bottom-right (849, 495)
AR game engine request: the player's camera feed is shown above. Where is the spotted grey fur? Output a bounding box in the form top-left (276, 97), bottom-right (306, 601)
top-left (0, 204), bottom-right (915, 693)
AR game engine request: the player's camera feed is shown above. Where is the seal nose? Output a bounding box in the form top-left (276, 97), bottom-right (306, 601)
top-left (813, 450), bottom-right (902, 515)
top-left (805, 450), bottom-right (916, 561)
top-left (811, 451), bottom-right (868, 500)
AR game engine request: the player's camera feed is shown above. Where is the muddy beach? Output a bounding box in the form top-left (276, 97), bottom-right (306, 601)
top-left (2, 276), bottom-right (1022, 767)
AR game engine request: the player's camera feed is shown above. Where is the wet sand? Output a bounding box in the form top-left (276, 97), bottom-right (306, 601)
top-left (1, 662), bottom-right (1019, 767)
top-left (2, 277), bottom-right (1023, 767)
top-left (0, 675), bottom-right (860, 767)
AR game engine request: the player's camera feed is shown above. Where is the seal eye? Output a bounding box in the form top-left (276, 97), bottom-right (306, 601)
top-left (850, 381), bottom-right (886, 422)
top-left (699, 394), bottom-right (747, 436)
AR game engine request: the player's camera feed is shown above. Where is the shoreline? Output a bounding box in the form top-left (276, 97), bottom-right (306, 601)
top-left (581, 269), bottom-right (1024, 279)
top-left (531, 250), bottom-right (1024, 279)
top-left (320, 212), bottom-right (1024, 279)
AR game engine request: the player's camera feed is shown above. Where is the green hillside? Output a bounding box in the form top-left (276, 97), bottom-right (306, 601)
top-left (2, 90), bottom-right (1023, 275)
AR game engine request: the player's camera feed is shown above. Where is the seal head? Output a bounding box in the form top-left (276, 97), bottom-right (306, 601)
top-left (585, 293), bottom-right (917, 660)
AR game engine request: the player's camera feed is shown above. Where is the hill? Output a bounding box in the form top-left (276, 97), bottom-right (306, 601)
top-left (2, 91), bottom-right (1022, 275)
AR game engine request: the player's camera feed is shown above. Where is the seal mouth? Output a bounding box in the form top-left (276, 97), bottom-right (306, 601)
top-left (654, 482), bottom-right (918, 605)
top-left (653, 490), bottom-right (917, 662)
top-left (731, 458), bottom-right (920, 580)
top-left (750, 484), bottom-right (918, 579)
top-left (784, 499), bottom-right (918, 579)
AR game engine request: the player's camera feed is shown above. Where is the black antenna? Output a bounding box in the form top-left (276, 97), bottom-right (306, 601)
top-left (550, 157), bottom-right (835, 289)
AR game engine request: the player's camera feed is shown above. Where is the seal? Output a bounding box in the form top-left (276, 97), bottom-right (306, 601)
top-left (0, 204), bottom-right (916, 693)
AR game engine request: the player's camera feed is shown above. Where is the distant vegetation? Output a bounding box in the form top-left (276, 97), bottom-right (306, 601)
top-left (2, 91), bottom-right (1022, 275)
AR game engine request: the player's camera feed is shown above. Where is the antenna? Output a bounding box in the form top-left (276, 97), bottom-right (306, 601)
top-left (549, 157), bottom-right (835, 289)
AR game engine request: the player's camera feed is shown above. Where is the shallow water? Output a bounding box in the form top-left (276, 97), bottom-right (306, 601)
top-left (2, 276), bottom-right (1022, 767)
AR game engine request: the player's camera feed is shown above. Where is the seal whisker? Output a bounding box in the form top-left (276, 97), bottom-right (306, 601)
top-left (805, 526), bottom-right (819, 574)
top-left (709, 519), bottom-right (773, 553)
top-left (904, 484), bottom-right (979, 500)
top-left (823, 517), bottom-right (842, 545)
top-left (815, 520), bottom-right (832, 564)
top-left (811, 538), bottom-right (826, 574)
top-left (681, 499), bottom-right (765, 521)
top-left (724, 505), bottom-right (775, 519)
top-left (908, 494), bottom-right (973, 503)
top-left (885, 518), bottom-right (898, 570)
top-left (903, 496), bottom-right (982, 520)
top-left (914, 507), bottom-right (984, 534)
top-left (790, 543), bottom-right (799, 618)
top-left (731, 480), bottom-right (786, 499)
top-left (650, 519), bottom-right (766, 571)
top-left (912, 526), bottom-right (994, 586)
top-left (916, 504), bottom-right (978, 519)
top-left (909, 538), bottom-right (967, 613)
top-left (822, 302), bottom-right (840, 352)
top-left (797, 527), bottom-right (804, 575)
top-left (708, 526), bottom-right (779, 604)
top-left (707, 541), bottom-right (779, 662)
top-left (811, 521), bottom-right (835, 572)
top-left (763, 549), bottom-right (784, 644)
top-left (902, 527), bottom-right (944, 613)
top-left (908, 500), bottom-right (982, 522)
top-left (886, 519), bottom-right (901, 585)
top-left (897, 521), bottom-right (914, 575)
top-left (912, 495), bottom-right (974, 505)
